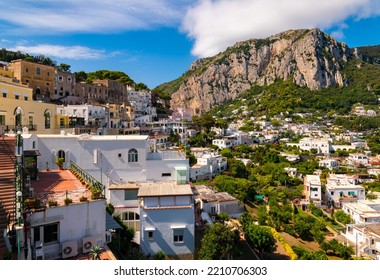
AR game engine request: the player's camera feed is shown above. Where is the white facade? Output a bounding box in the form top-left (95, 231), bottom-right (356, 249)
top-left (343, 224), bottom-right (380, 260)
top-left (299, 137), bottom-right (331, 154)
top-left (319, 158), bottom-right (339, 170)
top-left (347, 153), bottom-right (369, 167)
top-left (22, 134), bottom-right (189, 192)
top-left (212, 138), bottom-right (234, 149)
top-left (325, 174), bottom-right (365, 208)
top-left (190, 153), bottom-right (227, 181)
top-left (28, 200), bottom-right (106, 260)
top-left (342, 199), bottom-right (380, 224)
top-left (138, 182), bottom-right (195, 259)
top-left (304, 175), bottom-right (322, 203)
top-left (57, 104), bottom-right (107, 127)
top-left (194, 185), bottom-right (244, 219)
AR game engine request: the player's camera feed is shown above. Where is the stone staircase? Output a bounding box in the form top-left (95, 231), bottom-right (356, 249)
top-left (0, 136), bottom-right (16, 259)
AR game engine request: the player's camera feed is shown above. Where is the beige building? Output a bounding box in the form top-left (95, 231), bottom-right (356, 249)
top-left (0, 76), bottom-right (57, 134)
top-left (52, 70), bottom-right (76, 103)
top-left (74, 79), bottom-right (127, 105)
top-left (7, 59), bottom-right (55, 101)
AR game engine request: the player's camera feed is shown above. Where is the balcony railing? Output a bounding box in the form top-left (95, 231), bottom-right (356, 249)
top-left (2, 125), bottom-right (38, 132)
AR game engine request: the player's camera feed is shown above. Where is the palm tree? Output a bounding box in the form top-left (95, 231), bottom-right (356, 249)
top-left (89, 245), bottom-right (103, 260)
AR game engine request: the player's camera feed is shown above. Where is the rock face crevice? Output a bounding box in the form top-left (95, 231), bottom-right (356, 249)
top-left (169, 28), bottom-right (354, 114)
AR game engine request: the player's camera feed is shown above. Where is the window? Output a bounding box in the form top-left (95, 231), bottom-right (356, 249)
top-left (44, 111), bottom-right (51, 129)
top-left (331, 191), bottom-right (334, 195)
top-left (26, 68), bottom-right (29, 73)
top-left (124, 190), bottom-right (138, 200)
top-left (122, 211), bottom-right (139, 221)
top-left (162, 173), bottom-right (171, 177)
top-left (24, 96), bottom-right (28, 101)
top-left (15, 95), bottom-right (19, 100)
top-left (128, 149), bottom-right (138, 163)
top-left (33, 223), bottom-right (59, 244)
top-left (29, 116), bottom-right (33, 127)
top-left (0, 115), bottom-right (5, 125)
top-left (2, 92), bottom-right (7, 98)
top-left (147, 231), bottom-right (154, 240)
top-left (176, 169), bottom-right (187, 184)
top-left (211, 206), bottom-right (216, 214)
top-left (118, 153), bottom-right (122, 158)
top-left (173, 229), bottom-right (184, 243)
top-left (36, 68), bottom-right (41, 75)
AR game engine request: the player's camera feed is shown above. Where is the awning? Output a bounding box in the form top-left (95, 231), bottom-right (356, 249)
top-left (105, 212), bottom-right (122, 230)
top-left (24, 150), bottom-right (41, 156)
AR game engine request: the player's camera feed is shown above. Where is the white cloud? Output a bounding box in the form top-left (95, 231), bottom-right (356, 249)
top-left (9, 44), bottom-right (108, 60)
top-left (182, 0), bottom-right (380, 57)
top-left (0, 0), bottom-right (192, 34)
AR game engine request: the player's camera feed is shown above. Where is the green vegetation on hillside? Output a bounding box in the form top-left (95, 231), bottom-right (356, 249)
top-left (75, 69), bottom-right (149, 90)
top-left (1, 48), bottom-right (56, 66)
top-left (210, 59), bottom-right (380, 120)
top-left (358, 45), bottom-right (380, 64)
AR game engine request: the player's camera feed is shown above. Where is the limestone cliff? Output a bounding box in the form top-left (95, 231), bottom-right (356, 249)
top-left (164, 28), bottom-right (357, 114)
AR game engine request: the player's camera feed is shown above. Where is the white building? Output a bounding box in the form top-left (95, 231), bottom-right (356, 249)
top-left (299, 137), bottom-right (331, 154)
top-left (190, 153), bottom-right (227, 181)
top-left (193, 185), bottom-right (244, 220)
top-left (303, 175), bottom-right (322, 204)
top-left (325, 174), bottom-right (365, 208)
top-left (57, 104), bottom-right (107, 128)
top-left (342, 199), bottom-right (380, 224)
top-left (23, 134), bottom-right (189, 191)
top-left (347, 153), bottom-right (369, 167)
top-left (284, 167), bottom-right (298, 178)
top-left (319, 158), bottom-right (339, 170)
top-left (212, 137), bottom-right (234, 149)
top-left (28, 200), bottom-right (106, 260)
top-left (138, 181), bottom-right (195, 259)
top-left (343, 223), bottom-right (380, 260)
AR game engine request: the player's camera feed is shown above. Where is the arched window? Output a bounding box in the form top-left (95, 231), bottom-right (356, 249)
top-left (128, 149), bottom-right (138, 163)
top-left (14, 107), bottom-right (23, 127)
top-left (44, 110), bottom-right (51, 129)
top-left (57, 150), bottom-right (66, 161)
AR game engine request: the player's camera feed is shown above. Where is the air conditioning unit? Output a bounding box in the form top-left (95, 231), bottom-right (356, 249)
top-left (105, 231), bottom-right (112, 243)
top-left (61, 240), bottom-right (78, 259)
top-left (82, 236), bottom-right (97, 254)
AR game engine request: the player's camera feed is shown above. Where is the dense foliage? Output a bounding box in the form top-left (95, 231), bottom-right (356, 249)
top-left (75, 69), bottom-right (149, 90)
top-left (0, 48), bottom-right (56, 66)
top-left (197, 223), bottom-right (239, 260)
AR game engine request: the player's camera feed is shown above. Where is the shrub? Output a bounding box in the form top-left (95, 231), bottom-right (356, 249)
top-left (64, 198), bottom-right (73, 205)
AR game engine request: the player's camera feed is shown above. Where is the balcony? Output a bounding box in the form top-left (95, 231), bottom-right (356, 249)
top-left (3, 124), bottom-right (37, 132)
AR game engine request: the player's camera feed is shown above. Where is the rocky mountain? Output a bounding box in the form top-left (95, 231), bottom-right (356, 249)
top-left (157, 28), bottom-right (361, 114)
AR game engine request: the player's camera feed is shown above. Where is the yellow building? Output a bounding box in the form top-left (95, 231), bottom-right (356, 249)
top-left (0, 76), bottom-right (57, 134)
top-left (7, 59), bottom-right (55, 101)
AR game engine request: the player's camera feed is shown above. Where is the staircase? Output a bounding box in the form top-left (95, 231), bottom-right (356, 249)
top-left (0, 136), bottom-right (16, 259)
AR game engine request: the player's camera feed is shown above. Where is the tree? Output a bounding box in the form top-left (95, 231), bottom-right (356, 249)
top-left (245, 224), bottom-right (276, 258)
top-left (333, 210), bottom-right (352, 224)
top-left (292, 246), bottom-right (328, 260)
top-left (192, 112), bottom-right (215, 133)
top-left (57, 63), bottom-right (71, 72)
top-left (197, 223), bottom-right (238, 260)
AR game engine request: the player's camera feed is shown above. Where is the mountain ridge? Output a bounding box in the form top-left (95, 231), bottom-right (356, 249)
top-left (156, 28), bottom-right (366, 114)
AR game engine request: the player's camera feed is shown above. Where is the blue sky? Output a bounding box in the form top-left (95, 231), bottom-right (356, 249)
top-left (1, 0), bottom-right (380, 89)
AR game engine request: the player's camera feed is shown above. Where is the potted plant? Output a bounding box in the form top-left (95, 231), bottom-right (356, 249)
top-left (48, 199), bottom-right (58, 207)
top-left (79, 196), bottom-right (88, 202)
top-left (91, 190), bottom-right (102, 200)
top-left (56, 157), bottom-right (65, 170)
top-left (64, 197), bottom-right (73, 205)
